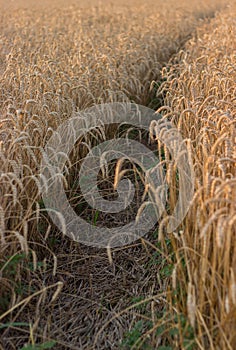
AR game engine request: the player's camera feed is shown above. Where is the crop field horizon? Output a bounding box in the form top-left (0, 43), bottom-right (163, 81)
top-left (0, 0), bottom-right (235, 349)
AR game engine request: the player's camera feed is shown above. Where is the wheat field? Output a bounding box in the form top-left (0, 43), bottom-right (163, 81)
top-left (0, 0), bottom-right (235, 349)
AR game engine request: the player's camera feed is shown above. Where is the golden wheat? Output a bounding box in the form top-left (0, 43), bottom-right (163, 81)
top-left (157, 4), bottom-right (236, 348)
top-left (0, 0), bottom-right (235, 349)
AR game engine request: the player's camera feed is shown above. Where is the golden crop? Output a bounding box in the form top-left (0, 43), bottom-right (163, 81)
top-left (158, 7), bottom-right (236, 348)
top-left (0, 0), bottom-right (235, 349)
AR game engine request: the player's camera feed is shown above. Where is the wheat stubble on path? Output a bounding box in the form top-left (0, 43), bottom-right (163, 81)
top-left (0, 0), bottom-right (235, 349)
